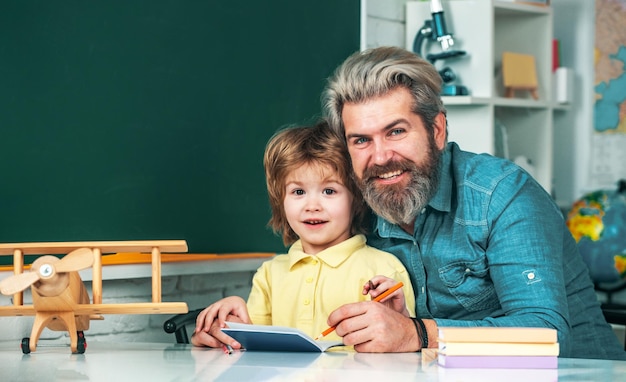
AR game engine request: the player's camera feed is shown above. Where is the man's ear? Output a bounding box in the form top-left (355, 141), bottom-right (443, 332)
top-left (433, 112), bottom-right (447, 150)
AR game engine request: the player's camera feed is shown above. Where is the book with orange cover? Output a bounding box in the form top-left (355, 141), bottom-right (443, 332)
top-left (438, 327), bottom-right (557, 344)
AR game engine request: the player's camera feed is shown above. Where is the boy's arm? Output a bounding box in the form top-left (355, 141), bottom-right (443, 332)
top-left (191, 296), bottom-right (250, 348)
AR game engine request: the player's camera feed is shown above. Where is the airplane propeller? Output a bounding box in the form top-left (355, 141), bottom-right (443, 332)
top-left (0, 247), bottom-right (94, 296)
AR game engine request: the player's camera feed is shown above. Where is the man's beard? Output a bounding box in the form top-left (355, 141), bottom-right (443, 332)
top-left (359, 141), bottom-right (441, 226)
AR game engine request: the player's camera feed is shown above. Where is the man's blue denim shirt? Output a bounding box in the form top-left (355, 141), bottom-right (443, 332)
top-left (367, 142), bottom-right (626, 360)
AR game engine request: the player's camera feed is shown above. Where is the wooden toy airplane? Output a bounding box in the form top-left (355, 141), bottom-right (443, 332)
top-left (0, 240), bottom-right (189, 354)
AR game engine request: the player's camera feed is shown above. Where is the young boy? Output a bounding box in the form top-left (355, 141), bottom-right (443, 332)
top-left (191, 121), bottom-right (415, 349)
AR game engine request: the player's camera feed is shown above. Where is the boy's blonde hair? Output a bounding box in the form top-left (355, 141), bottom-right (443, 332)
top-left (264, 120), bottom-right (368, 246)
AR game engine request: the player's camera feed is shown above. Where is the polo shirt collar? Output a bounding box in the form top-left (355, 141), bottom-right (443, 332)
top-left (288, 234), bottom-right (366, 269)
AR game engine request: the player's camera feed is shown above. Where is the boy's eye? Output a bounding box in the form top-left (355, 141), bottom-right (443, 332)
top-left (291, 189), bottom-right (304, 195)
top-left (323, 189), bottom-right (335, 195)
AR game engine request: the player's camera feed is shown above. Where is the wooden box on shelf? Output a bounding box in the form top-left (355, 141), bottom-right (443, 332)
top-left (502, 52), bottom-right (539, 100)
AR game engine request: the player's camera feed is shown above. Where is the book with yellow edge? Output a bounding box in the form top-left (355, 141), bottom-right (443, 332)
top-left (438, 341), bottom-right (560, 357)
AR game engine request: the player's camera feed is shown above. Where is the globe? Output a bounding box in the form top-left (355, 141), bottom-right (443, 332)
top-left (566, 180), bottom-right (626, 284)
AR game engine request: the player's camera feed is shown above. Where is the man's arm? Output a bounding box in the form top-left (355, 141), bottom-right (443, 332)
top-left (430, 172), bottom-right (572, 352)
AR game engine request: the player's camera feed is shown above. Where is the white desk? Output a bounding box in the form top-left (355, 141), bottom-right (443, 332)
top-left (0, 341), bottom-right (624, 381)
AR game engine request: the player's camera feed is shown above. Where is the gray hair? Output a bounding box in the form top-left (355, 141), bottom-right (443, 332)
top-left (322, 46), bottom-right (447, 138)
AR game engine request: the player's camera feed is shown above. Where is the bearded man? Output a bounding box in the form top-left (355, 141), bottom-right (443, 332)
top-left (322, 46), bottom-right (626, 360)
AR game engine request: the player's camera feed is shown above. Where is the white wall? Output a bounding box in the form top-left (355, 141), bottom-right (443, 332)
top-left (552, 0), bottom-right (596, 207)
top-left (361, 0), bottom-right (407, 50)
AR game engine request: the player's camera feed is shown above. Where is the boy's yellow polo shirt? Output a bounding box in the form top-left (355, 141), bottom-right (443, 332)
top-left (246, 234), bottom-right (416, 342)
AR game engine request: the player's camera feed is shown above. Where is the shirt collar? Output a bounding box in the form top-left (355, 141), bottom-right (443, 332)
top-left (373, 142), bottom-right (456, 236)
top-left (287, 234), bottom-right (367, 269)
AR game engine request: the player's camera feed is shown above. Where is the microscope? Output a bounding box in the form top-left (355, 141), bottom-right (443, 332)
top-left (412, 0), bottom-right (468, 96)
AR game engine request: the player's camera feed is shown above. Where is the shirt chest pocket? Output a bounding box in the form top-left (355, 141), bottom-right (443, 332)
top-left (438, 259), bottom-right (500, 312)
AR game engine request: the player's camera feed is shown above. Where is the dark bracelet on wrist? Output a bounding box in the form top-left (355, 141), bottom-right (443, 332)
top-left (411, 317), bottom-right (428, 350)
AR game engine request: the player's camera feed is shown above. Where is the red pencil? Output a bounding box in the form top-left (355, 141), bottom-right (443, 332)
top-left (222, 344), bottom-right (233, 354)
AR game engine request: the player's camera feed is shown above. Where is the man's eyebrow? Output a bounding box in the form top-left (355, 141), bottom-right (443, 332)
top-left (345, 131), bottom-right (368, 140)
top-left (382, 119), bottom-right (407, 131)
top-left (345, 118), bottom-right (407, 140)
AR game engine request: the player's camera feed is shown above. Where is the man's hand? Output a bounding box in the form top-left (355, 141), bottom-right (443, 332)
top-left (327, 300), bottom-right (420, 352)
top-left (191, 296), bottom-right (251, 348)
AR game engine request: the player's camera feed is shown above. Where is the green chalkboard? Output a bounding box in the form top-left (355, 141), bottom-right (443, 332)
top-left (0, 1), bottom-right (359, 258)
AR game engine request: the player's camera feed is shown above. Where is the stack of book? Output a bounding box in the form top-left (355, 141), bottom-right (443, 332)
top-left (437, 327), bottom-right (559, 369)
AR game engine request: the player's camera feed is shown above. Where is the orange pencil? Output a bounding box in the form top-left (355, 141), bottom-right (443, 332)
top-left (314, 281), bottom-right (404, 340)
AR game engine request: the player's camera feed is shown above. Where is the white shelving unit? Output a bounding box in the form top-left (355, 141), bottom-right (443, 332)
top-left (363, 0), bottom-right (562, 193)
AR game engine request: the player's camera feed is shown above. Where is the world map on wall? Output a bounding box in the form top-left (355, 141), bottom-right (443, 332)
top-left (594, 0), bottom-right (626, 133)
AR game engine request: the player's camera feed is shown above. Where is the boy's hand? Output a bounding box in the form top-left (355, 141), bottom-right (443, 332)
top-left (362, 275), bottom-right (409, 316)
top-left (191, 296), bottom-right (251, 348)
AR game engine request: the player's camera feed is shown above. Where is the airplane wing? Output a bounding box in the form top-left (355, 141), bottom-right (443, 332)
top-left (0, 305), bottom-right (36, 316)
top-left (74, 302), bottom-right (188, 315)
top-left (0, 302), bottom-right (187, 321)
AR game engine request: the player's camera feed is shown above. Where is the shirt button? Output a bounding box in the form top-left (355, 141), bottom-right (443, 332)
top-left (465, 268), bottom-right (471, 273)
top-left (303, 299), bottom-right (310, 305)
top-left (306, 277), bottom-right (313, 283)
top-left (312, 259), bottom-right (318, 265)
top-left (527, 272), bottom-right (535, 280)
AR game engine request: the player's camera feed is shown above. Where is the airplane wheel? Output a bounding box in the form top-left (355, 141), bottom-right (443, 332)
top-left (21, 338), bottom-right (31, 354)
top-left (76, 331), bottom-right (86, 354)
